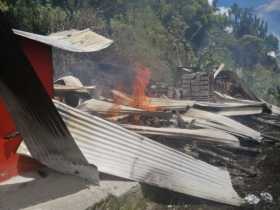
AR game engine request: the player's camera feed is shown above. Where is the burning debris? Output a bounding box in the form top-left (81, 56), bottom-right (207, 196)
top-left (1, 16), bottom-right (280, 210)
top-left (53, 100), bottom-right (243, 206)
top-left (48, 63), bottom-right (280, 207)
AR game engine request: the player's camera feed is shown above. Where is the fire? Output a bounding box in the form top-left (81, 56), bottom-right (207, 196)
top-left (108, 64), bottom-right (158, 119)
top-left (130, 64), bottom-right (158, 111)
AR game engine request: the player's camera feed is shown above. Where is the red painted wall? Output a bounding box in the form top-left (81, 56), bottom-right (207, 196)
top-left (19, 37), bottom-right (54, 97)
top-left (0, 37), bottom-right (53, 182)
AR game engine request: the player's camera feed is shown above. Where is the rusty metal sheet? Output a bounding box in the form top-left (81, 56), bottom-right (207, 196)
top-left (13, 29), bottom-right (113, 52)
top-left (47, 100), bottom-right (243, 206)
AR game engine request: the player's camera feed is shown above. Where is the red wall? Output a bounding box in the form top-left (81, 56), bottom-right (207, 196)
top-left (19, 37), bottom-right (54, 97)
top-left (0, 37), bottom-right (53, 182)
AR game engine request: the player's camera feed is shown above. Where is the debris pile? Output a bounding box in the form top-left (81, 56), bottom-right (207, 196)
top-left (50, 64), bottom-right (280, 207)
top-left (2, 24), bottom-right (280, 209)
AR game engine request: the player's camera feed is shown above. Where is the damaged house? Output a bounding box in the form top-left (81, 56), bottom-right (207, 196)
top-left (1, 14), bottom-right (280, 210)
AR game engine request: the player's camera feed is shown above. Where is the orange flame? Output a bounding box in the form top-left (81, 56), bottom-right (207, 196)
top-left (130, 65), bottom-right (157, 111)
top-left (108, 64), bottom-right (158, 120)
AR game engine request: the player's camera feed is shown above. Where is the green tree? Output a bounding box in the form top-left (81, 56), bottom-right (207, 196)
top-left (0, 0), bottom-right (8, 12)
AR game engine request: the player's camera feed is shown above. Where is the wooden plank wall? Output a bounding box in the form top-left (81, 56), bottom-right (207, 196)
top-left (178, 72), bottom-right (213, 101)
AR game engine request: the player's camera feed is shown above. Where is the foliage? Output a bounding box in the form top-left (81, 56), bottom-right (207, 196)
top-left (109, 6), bottom-right (173, 81)
top-left (241, 65), bottom-right (280, 105)
top-left (0, 0), bottom-right (8, 12)
top-left (3, 0), bottom-right (280, 104)
top-left (7, 0), bottom-right (67, 33)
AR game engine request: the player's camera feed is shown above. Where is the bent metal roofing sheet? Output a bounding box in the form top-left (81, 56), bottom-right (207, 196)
top-left (19, 100), bottom-right (243, 206)
top-left (50, 101), bottom-right (242, 206)
top-left (13, 28), bottom-right (113, 52)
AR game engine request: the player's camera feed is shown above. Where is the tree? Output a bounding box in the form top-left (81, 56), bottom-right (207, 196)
top-left (265, 34), bottom-right (279, 52)
top-left (0, 0), bottom-right (8, 12)
top-left (4, 0), bottom-right (280, 104)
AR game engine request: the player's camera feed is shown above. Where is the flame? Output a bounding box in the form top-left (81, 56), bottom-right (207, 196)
top-left (130, 64), bottom-right (158, 111)
top-left (107, 64), bottom-right (158, 120)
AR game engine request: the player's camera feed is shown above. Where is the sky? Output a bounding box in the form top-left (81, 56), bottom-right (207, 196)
top-left (214, 0), bottom-right (280, 36)
top-left (217, 0), bottom-right (268, 8)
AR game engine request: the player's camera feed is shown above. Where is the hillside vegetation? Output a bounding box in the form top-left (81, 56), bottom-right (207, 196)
top-left (1, 0), bottom-right (280, 104)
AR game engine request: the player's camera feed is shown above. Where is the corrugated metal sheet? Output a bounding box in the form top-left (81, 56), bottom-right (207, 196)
top-left (48, 100), bottom-right (242, 206)
top-left (213, 92), bottom-right (267, 116)
top-left (262, 100), bottom-right (280, 116)
top-left (122, 124), bottom-right (240, 147)
top-left (149, 97), bottom-right (264, 116)
top-left (181, 115), bottom-right (255, 140)
top-left (0, 23), bottom-right (98, 183)
top-left (77, 98), bottom-right (143, 115)
top-left (150, 98), bottom-right (194, 110)
top-left (13, 29), bottom-right (113, 52)
top-left (184, 108), bottom-right (262, 142)
top-left (194, 101), bottom-right (265, 116)
top-left (271, 104), bottom-right (280, 116)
